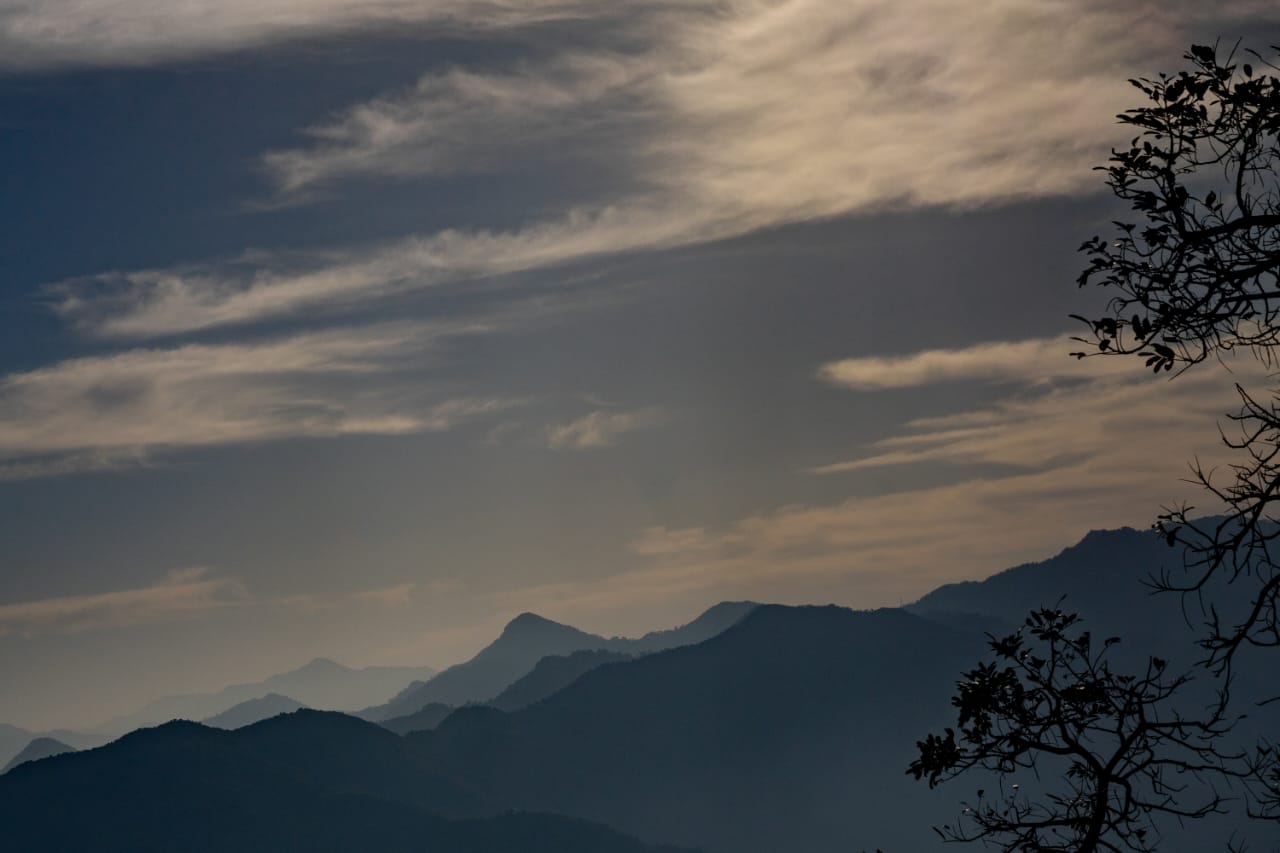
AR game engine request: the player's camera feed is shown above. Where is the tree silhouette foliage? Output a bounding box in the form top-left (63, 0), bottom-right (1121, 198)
top-left (1073, 42), bottom-right (1280, 675)
top-left (913, 41), bottom-right (1280, 852)
top-left (909, 609), bottom-right (1241, 853)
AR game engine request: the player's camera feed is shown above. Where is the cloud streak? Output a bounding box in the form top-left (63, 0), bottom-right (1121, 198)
top-left (49, 1), bottom-right (1280, 340)
top-left (546, 407), bottom-right (666, 449)
top-left (0, 320), bottom-right (516, 476)
top-left (817, 337), bottom-right (1130, 390)
top-left (495, 340), bottom-right (1276, 624)
top-left (0, 1), bottom-right (637, 70)
top-left (0, 568), bottom-right (249, 637)
top-left (0, 570), bottom-right (442, 638)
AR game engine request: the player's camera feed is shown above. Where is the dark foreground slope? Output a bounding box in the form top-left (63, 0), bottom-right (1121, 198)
top-left (411, 605), bottom-right (985, 853)
top-left (0, 710), bottom-right (693, 853)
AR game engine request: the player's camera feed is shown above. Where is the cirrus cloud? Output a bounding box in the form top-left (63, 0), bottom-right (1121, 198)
top-left (49, 1), bottom-right (1280, 340)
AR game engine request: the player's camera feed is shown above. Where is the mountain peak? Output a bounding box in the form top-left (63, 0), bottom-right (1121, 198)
top-left (501, 612), bottom-right (575, 636)
top-left (297, 657), bottom-right (345, 673)
top-left (2, 737), bottom-right (75, 774)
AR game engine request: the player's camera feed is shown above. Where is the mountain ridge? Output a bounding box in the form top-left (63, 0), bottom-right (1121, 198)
top-left (362, 601), bottom-right (758, 721)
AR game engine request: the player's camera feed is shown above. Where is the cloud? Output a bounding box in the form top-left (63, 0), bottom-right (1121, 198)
top-left (812, 335), bottom-right (1264, 474)
top-left (0, 0), bottom-right (633, 70)
top-left (51, 207), bottom-right (709, 338)
top-left (0, 569), bottom-right (441, 637)
top-left (546, 407), bottom-right (665, 449)
top-left (51, 1), bottom-right (1280, 339)
top-left (817, 337), bottom-right (1126, 390)
top-left (0, 568), bottom-right (250, 636)
top-left (0, 320), bottom-right (517, 476)
top-left (493, 342), bottom-right (1277, 624)
top-left (264, 53), bottom-right (655, 193)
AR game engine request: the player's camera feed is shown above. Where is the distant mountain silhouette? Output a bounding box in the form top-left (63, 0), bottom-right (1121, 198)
top-left (621, 601), bottom-right (759, 653)
top-left (9, 530), bottom-right (1280, 852)
top-left (361, 615), bottom-right (604, 719)
top-left (1, 737), bottom-right (74, 774)
top-left (490, 649), bottom-right (632, 712)
top-left (909, 523), bottom-right (1280, 740)
top-left (363, 602), bottom-right (757, 721)
top-left (911, 526), bottom-right (1167, 626)
top-left (380, 702), bottom-right (456, 735)
top-left (379, 650), bottom-right (637, 734)
top-left (0, 724), bottom-right (30, 772)
top-left (202, 693), bottom-right (307, 729)
top-left (409, 605), bottom-right (986, 853)
top-left (0, 723), bottom-right (104, 770)
top-left (100, 657), bottom-right (436, 733)
top-left (0, 710), bottom-right (693, 853)
top-left (908, 524), bottom-right (1240, 672)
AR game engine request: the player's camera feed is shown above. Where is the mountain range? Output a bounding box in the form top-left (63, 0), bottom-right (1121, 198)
top-left (202, 693), bottom-right (308, 729)
top-left (98, 657), bottom-right (437, 734)
top-left (361, 601), bottom-right (758, 721)
top-left (0, 723), bottom-right (106, 772)
top-left (0, 711), bottom-right (692, 853)
top-left (5, 526), bottom-right (1280, 852)
top-left (1, 736), bottom-right (75, 774)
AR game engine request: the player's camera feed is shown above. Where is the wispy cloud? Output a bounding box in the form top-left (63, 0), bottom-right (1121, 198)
top-left (817, 337), bottom-right (1126, 391)
top-left (546, 407), bottom-right (665, 449)
top-left (0, 1), bottom-right (638, 70)
top-left (0, 570), bottom-right (443, 637)
top-left (494, 342), bottom-right (1276, 623)
top-left (51, 207), bottom-right (707, 339)
top-left (0, 320), bottom-right (516, 476)
top-left (813, 335), bottom-right (1260, 474)
top-left (49, 1), bottom-right (1280, 339)
top-left (0, 568), bottom-right (249, 636)
top-left (264, 53), bottom-right (654, 193)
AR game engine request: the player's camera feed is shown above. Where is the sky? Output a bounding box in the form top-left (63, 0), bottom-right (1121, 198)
top-left (3, 0), bottom-right (1280, 731)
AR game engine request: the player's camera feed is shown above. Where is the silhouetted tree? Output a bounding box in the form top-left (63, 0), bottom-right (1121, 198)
top-left (1073, 42), bottom-right (1280, 675)
top-left (909, 608), bottom-right (1242, 852)
top-left (914, 42), bottom-right (1280, 851)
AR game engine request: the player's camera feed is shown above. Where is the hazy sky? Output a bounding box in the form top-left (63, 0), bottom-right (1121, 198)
top-left (3, 1), bottom-right (1279, 730)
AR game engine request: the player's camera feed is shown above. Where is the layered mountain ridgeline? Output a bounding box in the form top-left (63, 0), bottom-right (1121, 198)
top-left (909, 524), bottom-right (1280, 756)
top-left (202, 693), bottom-right (307, 729)
top-left (907, 524), bottom-right (1272, 680)
top-left (362, 602), bottom-right (758, 721)
top-left (100, 658), bottom-right (437, 734)
top-left (407, 605), bottom-right (986, 853)
top-left (0, 711), bottom-right (692, 853)
top-left (910, 525), bottom-right (1169, 632)
top-left (0, 723), bottom-right (105, 771)
top-left (380, 702), bottom-right (456, 736)
top-left (2, 606), bottom-right (969, 853)
top-left (489, 649), bottom-right (633, 712)
top-left (8, 527), bottom-right (1280, 852)
top-left (1, 737), bottom-right (75, 774)
top-left (378, 650), bottom-right (633, 735)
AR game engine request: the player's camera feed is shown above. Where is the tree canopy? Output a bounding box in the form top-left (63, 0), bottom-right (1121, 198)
top-left (913, 42), bottom-right (1280, 852)
top-left (1074, 43), bottom-right (1280, 673)
top-left (909, 609), bottom-right (1239, 853)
